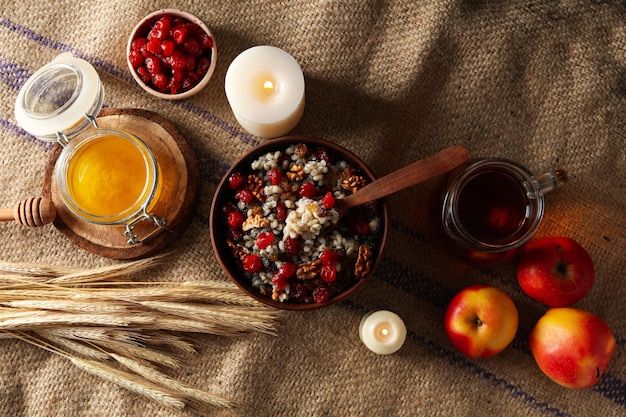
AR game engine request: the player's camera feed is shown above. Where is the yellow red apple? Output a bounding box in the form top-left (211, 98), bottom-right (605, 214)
top-left (517, 237), bottom-right (594, 307)
top-left (530, 307), bottom-right (615, 389)
top-left (444, 285), bottom-right (519, 358)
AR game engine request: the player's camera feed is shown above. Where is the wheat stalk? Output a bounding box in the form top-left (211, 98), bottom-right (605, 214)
top-left (0, 256), bottom-right (281, 413)
top-left (35, 330), bottom-right (111, 360)
top-left (0, 309), bottom-right (156, 330)
top-left (71, 356), bottom-right (187, 410)
top-left (2, 299), bottom-right (137, 314)
top-left (110, 353), bottom-right (234, 410)
top-left (9, 330), bottom-right (186, 410)
top-left (0, 261), bottom-right (80, 279)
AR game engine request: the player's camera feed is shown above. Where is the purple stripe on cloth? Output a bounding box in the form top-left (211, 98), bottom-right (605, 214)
top-left (0, 17), bottom-right (128, 80)
top-left (0, 119), bottom-right (53, 150)
top-left (0, 59), bottom-right (31, 89)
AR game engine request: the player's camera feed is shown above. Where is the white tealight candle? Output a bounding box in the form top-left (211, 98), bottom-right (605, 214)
top-left (225, 45), bottom-right (305, 139)
top-left (359, 310), bottom-right (407, 355)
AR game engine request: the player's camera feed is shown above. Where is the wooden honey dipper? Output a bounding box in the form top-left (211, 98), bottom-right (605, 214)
top-left (0, 197), bottom-right (56, 227)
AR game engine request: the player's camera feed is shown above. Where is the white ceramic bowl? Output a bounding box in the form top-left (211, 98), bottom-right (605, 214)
top-left (127, 9), bottom-right (217, 100)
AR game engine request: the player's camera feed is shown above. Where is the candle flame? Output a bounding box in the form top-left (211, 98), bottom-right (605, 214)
top-left (375, 323), bottom-right (393, 342)
top-left (263, 80), bottom-right (274, 94)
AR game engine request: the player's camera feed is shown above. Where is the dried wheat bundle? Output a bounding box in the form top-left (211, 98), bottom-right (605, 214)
top-left (0, 256), bottom-right (281, 414)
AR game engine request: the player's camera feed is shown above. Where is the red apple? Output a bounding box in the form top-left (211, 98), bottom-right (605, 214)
top-left (517, 237), bottom-right (594, 307)
top-left (444, 285), bottom-right (519, 358)
top-left (530, 307), bottom-right (615, 389)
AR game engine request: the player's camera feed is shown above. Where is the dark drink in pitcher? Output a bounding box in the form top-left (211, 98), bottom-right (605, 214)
top-left (432, 158), bottom-right (567, 264)
top-left (457, 169), bottom-right (527, 244)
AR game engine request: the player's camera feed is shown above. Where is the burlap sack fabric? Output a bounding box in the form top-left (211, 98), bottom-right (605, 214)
top-left (0, 0), bottom-right (624, 416)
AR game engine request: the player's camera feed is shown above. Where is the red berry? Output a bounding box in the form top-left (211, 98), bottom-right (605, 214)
top-left (166, 77), bottom-right (182, 94)
top-left (151, 73), bottom-right (168, 91)
top-left (272, 262), bottom-right (296, 291)
top-left (148, 26), bottom-right (168, 41)
top-left (313, 284), bottom-right (330, 303)
top-left (146, 38), bottom-right (162, 55)
top-left (131, 37), bottom-right (148, 53)
top-left (352, 219), bottom-right (370, 236)
top-left (319, 249), bottom-right (339, 265)
top-left (229, 228), bottom-right (244, 242)
top-left (242, 254), bottom-right (262, 273)
top-left (235, 189), bottom-right (254, 203)
top-left (256, 232), bottom-right (275, 250)
top-left (276, 204), bottom-right (288, 221)
top-left (196, 57), bottom-right (211, 77)
top-left (182, 77), bottom-right (195, 91)
top-left (272, 274), bottom-right (289, 291)
top-left (283, 237), bottom-right (300, 256)
top-left (144, 56), bottom-right (161, 74)
top-left (152, 16), bottom-right (171, 35)
top-left (136, 66), bottom-right (151, 83)
top-left (198, 32), bottom-right (214, 50)
top-left (277, 262), bottom-right (297, 279)
top-left (310, 148), bottom-right (331, 163)
top-left (290, 282), bottom-right (309, 302)
top-left (227, 211), bottom-right (245, 229)
top-left (170, 51), bottom-right (187, 71)
top-left (322, 192), bottom-right (335, 209)
top-left (228, 172), bottom-right (246, 190)
top-left (320, 265), bottom-right (337, 283)
top-left (268, 167), bottom-right (282, 185)
top-left (170, 68), bottom-right (186, 82)
top-left (184, 38), bottom-right (200, 55)
top-left (172, 25), bottom-right (189, 44)
top-left (184, 55), bottom-right (196, 71)
top-left (364, 199), bottom-right (379, 217)
top-left (160, 40), bottom-right (176, 56)
top-left (128, 50), bottom-right (144, 68)
top-left (298, 181), bottom-right (316, 199)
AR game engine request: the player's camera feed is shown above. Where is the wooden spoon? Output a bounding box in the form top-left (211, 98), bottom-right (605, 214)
top-left (333, 144), bottom-right (469, 219)
top-left (0, 197), bottom-right (56, 227)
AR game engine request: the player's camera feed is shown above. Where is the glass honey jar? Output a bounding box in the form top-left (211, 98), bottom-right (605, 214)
top-left (14, 53), bottom-right (165, 244)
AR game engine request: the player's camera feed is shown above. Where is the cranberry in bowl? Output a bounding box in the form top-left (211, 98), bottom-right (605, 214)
top-left (127, 9), bottom-right (217, 100)
top-left (210, 136), bottom-right (388, 310)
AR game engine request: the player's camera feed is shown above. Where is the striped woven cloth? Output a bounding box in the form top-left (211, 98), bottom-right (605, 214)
top-left (0, 1), bottom-right (624, 416)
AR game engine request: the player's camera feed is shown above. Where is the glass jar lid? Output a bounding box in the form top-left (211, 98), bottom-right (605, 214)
top-left (14, 52), bottom-right (104, 143)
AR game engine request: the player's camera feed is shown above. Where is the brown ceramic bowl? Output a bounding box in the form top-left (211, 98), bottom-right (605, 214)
top-left (210, 136), bottom-right (388, 310)
top-left (127, 9), bottom-right (217, 100)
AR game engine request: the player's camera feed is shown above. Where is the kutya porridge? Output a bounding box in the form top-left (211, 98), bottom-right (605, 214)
top-left (220, 142), bottom-right (383, 304)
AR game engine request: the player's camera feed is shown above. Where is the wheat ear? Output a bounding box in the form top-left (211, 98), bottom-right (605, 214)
top-left (111, 353), bottom-right (234, 410)
top-left (70, 357), bottom-right (187, 410)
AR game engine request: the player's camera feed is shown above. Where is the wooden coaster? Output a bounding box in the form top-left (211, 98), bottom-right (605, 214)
top-left (42, 108), bottom-right (199, 259)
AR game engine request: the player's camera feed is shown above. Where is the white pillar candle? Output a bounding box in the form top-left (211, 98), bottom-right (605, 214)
top-left (225, 45), bottom-right (305, 139)
top-left (359, 310), bottom-right (407, 355)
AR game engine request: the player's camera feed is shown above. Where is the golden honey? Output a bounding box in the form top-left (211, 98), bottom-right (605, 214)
top-left (66, 135), bottom-right (151, 217)
top-left (57, 129), bottom-right (160, 225)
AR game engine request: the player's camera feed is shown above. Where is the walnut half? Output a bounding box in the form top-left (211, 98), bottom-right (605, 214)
top-left (242, 213), bottom-right (270, 231)
top-left (354, 244), bottom-right (373, 279)
top-left (296, 259), bottom-right (322, 280)
top-left (286, 164), bottom-right (305, 182)
top-left (341, 168), bottom-right (368, 193)
top-left (247, 174), bottom-right (266, 202)
top-left (226, 239), bottom-right (251, 264)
